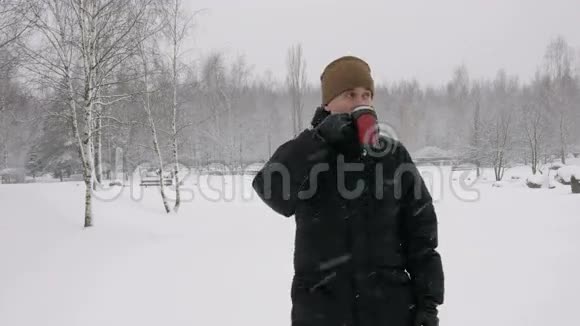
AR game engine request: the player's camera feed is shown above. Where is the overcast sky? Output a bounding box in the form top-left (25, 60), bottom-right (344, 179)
top-left (186, 0), bottom-right (580, 87)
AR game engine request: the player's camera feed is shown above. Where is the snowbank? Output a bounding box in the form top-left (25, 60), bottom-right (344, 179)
top-left (556, 165), bottom-right (580, 184)
top-left (492, 181), bottom-right (505, 188)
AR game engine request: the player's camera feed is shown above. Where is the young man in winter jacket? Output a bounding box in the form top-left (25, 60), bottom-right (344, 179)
top-left (252, 56), bottom-right (444, 326)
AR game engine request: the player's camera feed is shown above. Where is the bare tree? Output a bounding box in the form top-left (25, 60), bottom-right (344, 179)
top-left (227, 55), bottom-right (251, 165)
top-left (261, 70), bottom-right (281, 157)
top-left (488, 71), bottom-right (517, 181)
top-left (467, 81), bottom-right (484, 177)
top-left (134, 13), bottom-right (171, 213)
top-left (18, 0), bottom-right (97, 226)
top-left (18, 0), bottom-right (156, 226)
top-left (521, 73), bottom-right (550, 175)
top-left (0, 94), bottom-right (10, 168)
top-left (489, 109), bottom-right (513, 181)
top-left (446, 65), bottom-right (471, 148)
top-left (198, 53), bottom-right (251, 166)
top-left (161, 0), bottom-right (202, 212)
top-left (200, 53), bottom-right (226, 162)
top-left (0, 0), bottom-right (34, 51)
top-left (396, 80), bottom-right (422, 148)
top-left (543, 36), bottom-right (576, 164)
top-left (286, 43), bottom-right (307, 137)
top-left (69, 0), bottom-right (153, 186)
top-left (0, 57), bottom-right (17, 169)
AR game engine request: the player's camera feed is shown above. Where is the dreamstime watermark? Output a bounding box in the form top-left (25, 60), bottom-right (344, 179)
top-left (90, 120), bottom-right (480, 204)
top-left (90, 158), bottom-right (480, 205)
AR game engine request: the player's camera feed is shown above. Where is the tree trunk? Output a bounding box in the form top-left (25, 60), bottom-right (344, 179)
top-left (140, 47), bottom-right (170, 214)
top-left (84, 176), bottom-right (92, 227)
top-left (151, 127), bottom-right (171, 214)
top-left (473, 96), bottom-right (481, 178)
top-left (292, 108), bottom-right (297, 137)
top-left (94, 108), bottom-right (103, 183)
top-left (67, 76), bottom-right (93, 227)
top-left (2, 147), bottom-right (6, 169)
top-left (239, 139), bottom-right (242, 167)
top-left (171, 29), bottom-right (181, 212)
top-left (530, 145), bottom-right (538, 175)
top-left (494, 152), bottom-right (505, 182)
top-left (83, 102), bottom-right (95, 220)
top-left (560, 113), bottom-right (566, 164)
top-left (267, 133), bottom-right (272, 158)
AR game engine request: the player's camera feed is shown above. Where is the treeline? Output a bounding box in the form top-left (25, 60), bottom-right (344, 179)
top-left (0, 0), bottom-right (579, 224)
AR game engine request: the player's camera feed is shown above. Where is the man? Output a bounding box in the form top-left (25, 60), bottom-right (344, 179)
top-left (252, 56), bottom-right (444, 326)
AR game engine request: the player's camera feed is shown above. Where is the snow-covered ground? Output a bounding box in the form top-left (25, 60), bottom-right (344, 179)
top-left (1, 163), bottom-right (579, 326)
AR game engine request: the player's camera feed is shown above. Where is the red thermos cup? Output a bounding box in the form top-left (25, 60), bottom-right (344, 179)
top-left (351, 106), bottom-right (379, 146)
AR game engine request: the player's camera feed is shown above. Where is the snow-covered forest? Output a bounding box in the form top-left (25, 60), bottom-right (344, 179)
top-left (2, 2), bottom-right (580, 207)
top-left (1, 1), bottom-right (580, 325)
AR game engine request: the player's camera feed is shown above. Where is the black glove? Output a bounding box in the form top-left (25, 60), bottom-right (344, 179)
top-left (313, 112), bottom-right (356, 146)
top-left (413, 302), bottom-right (439, 326)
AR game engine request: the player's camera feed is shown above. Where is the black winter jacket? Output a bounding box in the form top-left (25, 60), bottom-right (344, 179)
top-left (252, 108), bottom-right (444, 326)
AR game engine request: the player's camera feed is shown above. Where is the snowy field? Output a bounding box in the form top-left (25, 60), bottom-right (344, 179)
top-left (1, 163), bottom-right (579, 326)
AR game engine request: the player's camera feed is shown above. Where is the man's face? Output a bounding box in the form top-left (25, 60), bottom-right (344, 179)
top-left (325, 87), bottom-right (373, 114)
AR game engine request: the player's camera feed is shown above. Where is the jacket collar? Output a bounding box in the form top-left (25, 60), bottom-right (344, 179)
top-left (310, 106), bottom-right (330, 128)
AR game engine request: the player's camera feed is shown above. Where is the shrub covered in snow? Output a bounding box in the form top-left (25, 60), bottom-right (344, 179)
top-left (526, 174), bottom-right (544, 189)
top-left (572, 176), bottom-right (580, 194)
top-left (556, 166), bottom-right (580, 185)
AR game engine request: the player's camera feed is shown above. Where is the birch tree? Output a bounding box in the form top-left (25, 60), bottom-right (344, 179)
top-left (68, 0), bottom-right (154, 186)
top-left (19, 0), bottom-right (96, 226)
top-left (134, 13), bottom-right (171, 213)
top-left (286, 43), bottom-right (307, 137)
top-left (160, 0), bottom-right (201, 212)
top-left (0, 0), bottom-right (34, 51)
top-left (20, 0), bottom-right (156, 226)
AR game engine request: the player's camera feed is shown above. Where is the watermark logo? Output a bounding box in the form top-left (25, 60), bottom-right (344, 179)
top-left (89, 121), bottom-right (482, 204)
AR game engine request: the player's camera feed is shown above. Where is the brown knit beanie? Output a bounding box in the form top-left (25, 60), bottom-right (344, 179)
top-left (320, 56), bottom-right (374, 105)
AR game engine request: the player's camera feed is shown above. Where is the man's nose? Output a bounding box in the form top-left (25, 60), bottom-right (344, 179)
top-left (353, 96), bottom-right (368, 106)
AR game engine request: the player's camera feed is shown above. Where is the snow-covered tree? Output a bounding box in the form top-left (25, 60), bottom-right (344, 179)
top-left (19, 0), bottom-right (156, 227)
top-left (133, 10), bottom-right (172, 213)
